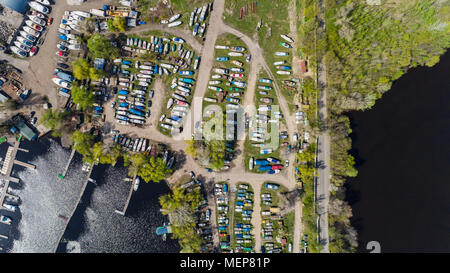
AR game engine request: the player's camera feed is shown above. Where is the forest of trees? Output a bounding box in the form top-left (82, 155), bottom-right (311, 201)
top-left (159, 185), bottom-right (204, 253)
top-left (318, 0), bottom-right (450, 252)
top-left (123, 152), bottom-right (173, 182)
top-left (185, 139), bottom-right (226, 170)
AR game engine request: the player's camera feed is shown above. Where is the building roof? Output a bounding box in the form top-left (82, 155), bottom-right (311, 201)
top-left (13, 117), bottom-right (37, 141)
top-left (300, 60), bottom-right (307, 73)
top-left (93, 58), bottom-right (106, 71)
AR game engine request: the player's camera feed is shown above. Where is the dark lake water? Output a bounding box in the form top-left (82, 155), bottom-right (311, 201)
top-left (0, 136), bottom-right (179, 253)
top-left (0, 0), bottom-right (30, 14)
top-left (347, 51), bottom-right (450, 253)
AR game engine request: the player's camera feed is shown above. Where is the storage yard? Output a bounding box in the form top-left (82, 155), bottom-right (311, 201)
top-left (0, 0), bottom-right (317, 254)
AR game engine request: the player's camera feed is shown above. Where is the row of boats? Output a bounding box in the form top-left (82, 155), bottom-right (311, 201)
top-left (114, 59), bottom-right (152, 126)
top-left (1, 203), bottom-right (19, 225)
top-left (189, 3), bottom-right (213, 37)
top-left (52, 10), bottom-right (93, 96)
top-left (273, 34), bottom-right (296, 75)
top-left (9, 1), bottom-right (52, 57)
top-left (112, 135), bottom-right (150, 153)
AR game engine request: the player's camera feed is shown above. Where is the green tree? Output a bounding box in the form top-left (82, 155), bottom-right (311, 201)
top-left (107, 17), bottom-right (127, 32)
top-left (39, 109), bottom-right (67, 137)
top-left (125, 152), bottom-right (148, 177)
top-left (71, 130), bottom-right (95, 162)
top-left (159, 186), bottom-right (204, 252)
top-left (73, 58), bottom-right (104, 80)
top-left (87, 34), bottom-right (119, 59)
top-left (71, 84), bottom-right (94, 110)
top-left (99, 145), bottom-right (121, 165)
top-left (138, 156), bottom-right (173, 183)
top-left (72, 58), bottom-right (90, 80)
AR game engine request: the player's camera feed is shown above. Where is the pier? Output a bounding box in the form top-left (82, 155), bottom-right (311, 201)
top-left (59, 149), bottom-right (76, 178)
top-left (53, 164), bottom-right (95, 253)
top-left (114, 175), bottom-right (137, 216)
top-left (0, 140), bottom-right (33, 206)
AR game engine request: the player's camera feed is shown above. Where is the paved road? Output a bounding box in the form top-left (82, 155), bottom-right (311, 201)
top-left (316, 0), bottom-right (330, 253)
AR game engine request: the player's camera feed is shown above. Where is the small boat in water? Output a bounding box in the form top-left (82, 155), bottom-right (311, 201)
top-left (133, 177), bottom-right (140, 191)
top-left (0, 215), bottom-right (12, 225)
top-left (3, 204), bottom-right (18, 212)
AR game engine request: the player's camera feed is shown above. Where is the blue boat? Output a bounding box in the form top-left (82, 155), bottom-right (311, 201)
top-left (119, 102), bottom-right (129, 107)
top-left (129, 108), bottom-right (145, 116)
top-left (118, 90), bottom-right (129, 95)
top-left (216, 57), bottom-right (229, 61)
top-left (58, 34), bottom-right (68, 41)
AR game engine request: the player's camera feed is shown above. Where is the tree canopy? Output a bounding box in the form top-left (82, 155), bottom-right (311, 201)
top-left (71, 84), bottom-right (94, 111)
top-left (72, 58), bottom-right (103, 81)
top-left (87, 34), bottom-right (119, 59)
top-left (107, 17), bottom-right (127, 32)
top-left (138, 156), bottom-right (173, 183)
top-left (159, 186), bottom-right (204, 252)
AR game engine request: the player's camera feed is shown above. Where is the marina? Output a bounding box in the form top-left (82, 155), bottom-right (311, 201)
top-left (0, 139), bottom-right (34, 207)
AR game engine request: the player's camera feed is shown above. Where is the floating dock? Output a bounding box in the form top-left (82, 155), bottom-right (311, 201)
top-left (114, 175), bottom-right (137, 216)
top-left (0, 140), bottom-right (29, 206)
top-left (53, 165), bottom-right (95, 253)
top-left (59, 149), bottom-right (76, 179)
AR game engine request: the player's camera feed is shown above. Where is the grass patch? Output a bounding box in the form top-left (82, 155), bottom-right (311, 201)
top-left (231, 182), bottom-right (255, 253)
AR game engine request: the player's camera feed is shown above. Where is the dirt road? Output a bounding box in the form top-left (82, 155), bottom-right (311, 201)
top-left (14, 0), bottom-right (308, 253)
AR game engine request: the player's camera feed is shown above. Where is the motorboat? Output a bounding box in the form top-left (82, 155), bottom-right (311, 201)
top-left (28, 15), bottom-right (46, 26)
top-left (23, 26), bottom-right (41, 38)
top-left (16, 36), bottom-right (34, 47)
top-left (25, 20), bottom-right (43, 32)
top-left (19, 31), bottom-right (37, 42)
top-left (0, 215), bottom-right (12, 225)
top-left (133, 177), bottom-right (140, 191)
top-left (14, 41), bottom-right (31, 52)
top-left (3, 204), bottom-right (18, 212)
top-left (35, 0), bottom-right (51, 5)
top-left (28, 1), bottom-right (50, 14)
top-left (10, 46), bottom-right (28, 57)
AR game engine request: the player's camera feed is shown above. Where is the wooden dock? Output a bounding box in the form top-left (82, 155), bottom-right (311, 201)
top-left (60, 149), bottom-right (76, 178)
top-left (0, 141), bottom-right (25, 206)
top-left (13, 160), bottom-right (35, 170)
top-left (114, 175), bottom-right (137, 216)
top-left (53, 165), bottom-right (95, 253)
